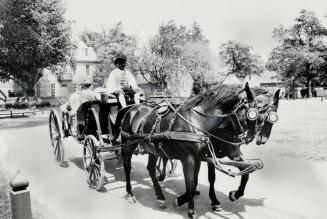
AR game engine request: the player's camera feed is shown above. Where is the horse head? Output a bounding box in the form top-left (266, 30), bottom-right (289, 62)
top-left (255, 89), bottom-right (280, 145)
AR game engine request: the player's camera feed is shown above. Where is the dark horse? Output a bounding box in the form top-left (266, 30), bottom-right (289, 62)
top-left (157, 87), bottom-right (280, 212)
top-left (205, 87), bottom-right (281, 211)
top-left (114, 83), bottom-right (258, 219)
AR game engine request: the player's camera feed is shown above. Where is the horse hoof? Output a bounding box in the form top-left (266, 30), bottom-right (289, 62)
top-left (212, 204), bottom-right (222, 212)
top-left (229, 191), bottom-right (237, 201)
top-left (157, 199), bottom-right (166, 208)
top-left (188, 210), bottom-right (198, 219)
top-left (194, 186), bottom-right (200, 196)
top-left (157, 175), bottom-right (165, 182)
top-left (126, 194), bottom-right (136, 203)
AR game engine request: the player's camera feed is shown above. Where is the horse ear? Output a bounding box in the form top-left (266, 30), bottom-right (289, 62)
top-left (245, 82), bottom-right (254, 102)
top-left (273, 89), bottom-right (280, 106)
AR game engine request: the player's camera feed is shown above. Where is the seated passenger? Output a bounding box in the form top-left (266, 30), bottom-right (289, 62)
top-left (60, 84), bottom-right (81, 116)
top-left (79, 80), bottom-right (101, 103)
top-left (106, 54), bottom-right (143, 107)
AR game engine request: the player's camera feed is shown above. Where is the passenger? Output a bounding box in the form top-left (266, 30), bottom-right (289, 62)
top-left (106, 54), bottom-right (142, 107)
top-left (79, 80), bottom-right (101, 103)
top-left (59, 84), bottom-right (81, 115)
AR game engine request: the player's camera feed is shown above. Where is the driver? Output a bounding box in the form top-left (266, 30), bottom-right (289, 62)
top-left (105, 54), bottom-right (142, 107)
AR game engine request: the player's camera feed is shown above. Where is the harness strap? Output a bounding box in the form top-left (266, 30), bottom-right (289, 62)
top-left (120, 130), bottom-right (207, 143)
top-left (167, 104), bottom-right (183, 133)
top-left (166, 102), bottom-right (244, 146)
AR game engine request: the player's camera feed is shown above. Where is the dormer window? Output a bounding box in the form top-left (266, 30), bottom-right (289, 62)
top-left (84, 48), bottom-right (89, 56)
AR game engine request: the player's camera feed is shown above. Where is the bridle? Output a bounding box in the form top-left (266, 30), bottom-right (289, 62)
top-left (256, 99), bottom-right (279, 133)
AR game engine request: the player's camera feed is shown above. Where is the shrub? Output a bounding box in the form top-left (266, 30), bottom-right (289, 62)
top-left (5, 103), bottom-right (12, 109)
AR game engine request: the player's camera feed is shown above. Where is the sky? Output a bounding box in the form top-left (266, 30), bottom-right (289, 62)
top-left (65, 0), bottom-right (327, 60)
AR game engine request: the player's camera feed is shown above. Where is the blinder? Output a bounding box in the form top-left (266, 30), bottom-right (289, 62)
top-left (247, 108), bottom-right (259, 121)
top-left (266, 111), bottom-right (278, 123)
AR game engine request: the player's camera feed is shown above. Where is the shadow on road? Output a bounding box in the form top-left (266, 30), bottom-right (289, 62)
top-left (68, 155), bottom-right (265, 219)
top-left (0, 114), bottom-right (49, 130)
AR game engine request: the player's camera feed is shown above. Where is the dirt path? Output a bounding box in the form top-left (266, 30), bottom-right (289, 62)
top-left (1, 121), bottom-right (327, 218)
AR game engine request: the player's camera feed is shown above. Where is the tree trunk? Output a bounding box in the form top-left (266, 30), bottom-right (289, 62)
top-left (27, 82), bottom-right (35, 97)
top-left (307, 80), bottom-right (312, 98)
top-left (305, 63), bottom-right (312, 98)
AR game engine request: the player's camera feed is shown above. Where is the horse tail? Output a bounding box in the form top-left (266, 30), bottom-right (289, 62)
top-left (112, 105), bottom-right (135, 141)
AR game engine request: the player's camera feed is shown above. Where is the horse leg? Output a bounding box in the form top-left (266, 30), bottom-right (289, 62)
top-left (157, 157), bottom-right (167, 182)
top-left (207, 162), bottom-right (222, 211)
top-left (174, 157), bottom-right (201, 207)
top-left (229, 171), bottom-right (249, 201)
top-left (147, 154), bottom-right (166, 208)
top-left (176, 155), bottom-right (198, 219)
top-left (123, 150), bottom-right (135, 201)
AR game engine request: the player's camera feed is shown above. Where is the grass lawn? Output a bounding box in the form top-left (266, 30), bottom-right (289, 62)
top-left (256, 98), bottom-right (327, 162)
top-left (0, 164), bottom-right (56, 219)
top-left (0, 164), bottom-right (11, 219)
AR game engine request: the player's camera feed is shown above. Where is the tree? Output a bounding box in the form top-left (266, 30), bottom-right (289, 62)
top-left (150, 20), bottom-right (188, 59)
top-left (80, 23), bottom-right (138, 85)
top-left (267, 10), bottom-right (327, 97)
top-left (218, 40), bottom-right (264, 79)
top-left (182, 41), bottom-right (216, 94)
top-left (139, 20), bottom-right (217, 94)
top-left (0, 0), bottom-right (70, 96)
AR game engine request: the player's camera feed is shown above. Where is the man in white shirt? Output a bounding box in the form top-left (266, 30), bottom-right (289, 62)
top-left (106, 55), bottom-right (142, 107)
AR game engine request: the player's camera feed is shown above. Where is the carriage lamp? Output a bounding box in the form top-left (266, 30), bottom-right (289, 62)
top-left (267, 111), bottom-right (278, 123)
top-left (247, 108), bottom-right (259, 121)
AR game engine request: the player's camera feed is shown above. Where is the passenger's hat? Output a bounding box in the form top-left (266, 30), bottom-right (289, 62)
top-left (114, 54), bottom-right (127, 65)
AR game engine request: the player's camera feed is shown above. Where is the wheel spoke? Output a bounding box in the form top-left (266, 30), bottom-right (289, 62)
top-left (54, 140), bottom-right (59, 155)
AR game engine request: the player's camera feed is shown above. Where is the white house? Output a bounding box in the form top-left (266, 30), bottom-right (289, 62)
top-left (35, 36), bottom-right (99, 97)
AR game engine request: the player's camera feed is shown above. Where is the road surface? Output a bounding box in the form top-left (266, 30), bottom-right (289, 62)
top-left (1, 114), bottom-right (327, 219)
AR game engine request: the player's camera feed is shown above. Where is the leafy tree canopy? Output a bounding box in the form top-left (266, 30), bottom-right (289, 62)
top-left (267, 9), bottom-right (327, 97)
top-left (139, 20), bottom-right (217, 94)
top-left (218, 40), bottom-right (264, 79)
top-left (0, 0), bottom-right (70, 95)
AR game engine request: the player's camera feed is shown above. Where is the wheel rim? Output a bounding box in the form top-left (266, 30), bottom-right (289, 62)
top-left (83, 135), bottom-right (104, 190)
top-left (49, 110), bottom-right (65, 165)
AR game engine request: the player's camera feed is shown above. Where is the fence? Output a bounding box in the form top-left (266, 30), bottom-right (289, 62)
top-left (0, 109), bottom-right (46, 119)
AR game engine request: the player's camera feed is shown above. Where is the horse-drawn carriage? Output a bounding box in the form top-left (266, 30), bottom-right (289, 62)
top-left (49, 88), bottom-right (176, 190)
top-left (48, 84), bottom-right (280, 219)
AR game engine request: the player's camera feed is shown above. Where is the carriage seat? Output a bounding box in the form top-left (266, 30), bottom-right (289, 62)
top-left (76, 101), bottom-right (101, 134)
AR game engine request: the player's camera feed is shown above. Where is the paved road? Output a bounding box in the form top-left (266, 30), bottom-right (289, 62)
top-left (1, 114), bottom-right (327, 219)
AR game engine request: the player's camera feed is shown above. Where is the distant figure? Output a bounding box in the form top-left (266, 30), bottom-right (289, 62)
top-left (106, 54), bottom-right (142, 107)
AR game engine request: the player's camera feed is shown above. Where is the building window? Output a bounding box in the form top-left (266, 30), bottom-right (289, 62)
top-left (84, 48), bottom-right (89, 56)
top-left (51, 84), bottom-right (55, 97)
top-left (61, 83), bottom-right (67, 88)
top-left (86, 65), bottom-right (90, 74)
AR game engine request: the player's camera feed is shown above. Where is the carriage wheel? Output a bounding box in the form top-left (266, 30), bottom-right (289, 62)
top-left (83, 135), bottom-right (105, 190)
top-left (49, 109), bottom-right (65, 166)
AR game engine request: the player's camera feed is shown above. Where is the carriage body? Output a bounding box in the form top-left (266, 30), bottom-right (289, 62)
top-left (48, 92), bottom-right (136, 189)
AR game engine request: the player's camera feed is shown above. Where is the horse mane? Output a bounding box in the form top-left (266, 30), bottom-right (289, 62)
top-left (183, 84), bottom-right (244, 112)
top-left (252, 87), bottom-right (273, 110)
top-left (252, 87), bottom-right (272, 97)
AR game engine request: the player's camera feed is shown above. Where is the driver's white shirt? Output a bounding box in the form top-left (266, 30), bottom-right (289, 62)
top-left (106, 68), bottom-right (138, 93)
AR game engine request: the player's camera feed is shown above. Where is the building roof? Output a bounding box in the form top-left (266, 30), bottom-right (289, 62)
top-left (72, 37), bottom-right (99, 63)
